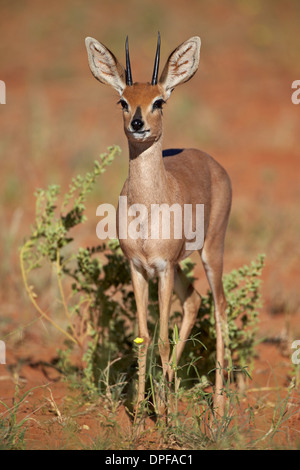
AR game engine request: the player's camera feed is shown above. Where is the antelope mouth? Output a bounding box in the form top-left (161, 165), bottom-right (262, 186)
top-left (129, 129), bottom-right (151, 140)
top-left (129, 129), bottom-right (150, 135)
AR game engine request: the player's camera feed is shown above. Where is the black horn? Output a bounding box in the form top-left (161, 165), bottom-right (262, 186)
top-left (151, 32), bottom-right (161, 85)
top-left (125, 36), bottom-right (133, 86)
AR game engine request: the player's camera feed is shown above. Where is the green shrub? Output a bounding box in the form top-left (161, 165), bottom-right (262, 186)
top-left (20, 146), bottom-right (265, 400)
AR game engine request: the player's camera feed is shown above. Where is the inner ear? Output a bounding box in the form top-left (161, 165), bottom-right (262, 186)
top-left (159, 37), bottom-right (201, 98)
top-left (85, 37), bottom-right (126, 95)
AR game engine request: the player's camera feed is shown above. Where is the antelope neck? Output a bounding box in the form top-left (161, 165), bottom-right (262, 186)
top-left (127, 138), bottom-right (168, 204)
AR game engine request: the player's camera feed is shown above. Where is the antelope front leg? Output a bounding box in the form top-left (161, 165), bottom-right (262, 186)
top-left (130, 261), bottom-right (149, 414)
top-left (157, 263), bottom-right (174, 415)
top-left (168, 265), bottom-right (202, 384)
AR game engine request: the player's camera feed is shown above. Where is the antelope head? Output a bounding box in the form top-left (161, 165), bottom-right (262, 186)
top-left (85, 34), bottom-right (201, 145)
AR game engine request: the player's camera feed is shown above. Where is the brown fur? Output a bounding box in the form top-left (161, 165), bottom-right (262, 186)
top-left (85, 35), bottom-right (232, 419)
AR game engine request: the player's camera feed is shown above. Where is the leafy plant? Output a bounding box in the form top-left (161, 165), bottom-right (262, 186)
top-left (20, 145), bottom-right (265, 404)
top-left (20, 145), bottom-right (137, 393)
top-left (186, 254), bottom-right (265, 384)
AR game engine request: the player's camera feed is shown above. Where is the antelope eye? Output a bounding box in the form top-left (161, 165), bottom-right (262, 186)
top-left (152, 99), bottom-right (165, 111)
top-left (118, 99), bottom-right (129, 111)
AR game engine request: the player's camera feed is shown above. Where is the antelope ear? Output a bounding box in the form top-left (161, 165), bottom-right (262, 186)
top-left (159, 37), bottom-right (201, 98)
top-left (85, 37), bottom-right (126, 95)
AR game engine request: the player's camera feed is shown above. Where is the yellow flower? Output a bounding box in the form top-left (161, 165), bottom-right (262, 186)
top-left (134, 337), bottom-right (144, 344)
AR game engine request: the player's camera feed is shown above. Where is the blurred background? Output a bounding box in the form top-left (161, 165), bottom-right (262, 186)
top-left (0, 0), bottom-right (300, 354)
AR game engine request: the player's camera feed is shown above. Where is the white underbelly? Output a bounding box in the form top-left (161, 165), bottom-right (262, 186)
top-left (132, 256), bottom-right (167, 278)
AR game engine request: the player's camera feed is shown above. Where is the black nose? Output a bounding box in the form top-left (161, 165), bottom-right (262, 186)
top-left (131, 119), bottom-right (144, 132)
